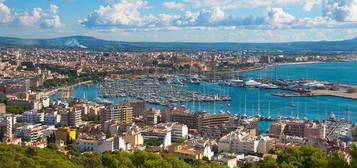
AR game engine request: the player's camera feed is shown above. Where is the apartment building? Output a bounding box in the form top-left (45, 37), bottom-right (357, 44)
top-left (21, 110), bottom-right (44, 124)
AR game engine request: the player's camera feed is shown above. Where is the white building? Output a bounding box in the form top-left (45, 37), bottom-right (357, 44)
top-left (218, 130), bottom-right (259, 154)
top-left (42, 97), bottom-right (50, 108)
top-left (75, 136), bottom-right (126, 153)
top-left (21, 110), bottom-right (44, 124)
top-left (142, 127), bottom-right (171, 147)
top-left (44, 111), bottom-right (61, 126)
top-left (171, 123), bottom-right (188, 141)
top-left (0, 114), bottom-right (13, 138)
top-left (184, 138), bottom-right (216, 160)
top-left (15, 124), bottom-right (55, 142)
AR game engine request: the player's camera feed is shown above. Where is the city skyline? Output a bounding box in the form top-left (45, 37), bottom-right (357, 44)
top-left (1, 0), bottom-right (357, 42)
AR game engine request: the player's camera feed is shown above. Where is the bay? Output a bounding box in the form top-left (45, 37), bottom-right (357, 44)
top-left (51, 61), bottom-right (357, 131)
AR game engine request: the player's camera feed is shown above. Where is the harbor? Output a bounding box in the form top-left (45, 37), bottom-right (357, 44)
top-left (49, 61), bottom-right (357, 130)
top-left (98, 78), bottom-right (231, 106)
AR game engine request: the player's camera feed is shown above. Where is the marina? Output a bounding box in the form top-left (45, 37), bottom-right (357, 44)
top-left (98, 78), bottom-right (231, 106)
top-left (50, 61), bottom-right (357, 130)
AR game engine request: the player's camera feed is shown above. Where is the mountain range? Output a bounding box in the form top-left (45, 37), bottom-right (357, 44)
top-left (0, 36), bottom-right (356, 52)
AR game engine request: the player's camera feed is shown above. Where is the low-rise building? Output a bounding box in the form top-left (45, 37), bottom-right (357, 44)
top-left (55, 127), bottom-right (77, 142)
top-left (141, 126), bottom-right (171, 147)
top-left (218, 130), bottom-right (274, 154)
top-left (75, 136), bottom-right (126, 153)
top-left (168, 144), bottom-right (204, 160)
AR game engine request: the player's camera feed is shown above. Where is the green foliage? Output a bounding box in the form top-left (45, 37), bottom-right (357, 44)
top-left (144, 140), bottom-right (163, 147)
top-left (46, 143), bottom-right (58, 151)
top-left (0, 143), bottom-right (354, 168)
top-left (134, 120), bottom-right (146, 129)
top-left (256, 146), bottom-right (353, 168)
top-left (268, 147), bottom-right (278, 154)
top-left (6, 104), bottom-right (29, 115)
top-left (81, 114), bottom-right (100, 123)
top-left (0, 143), bottom-right (79, 168)
top-left (175, 138), bottom-right (186, 144)
top-left (0, 98), bottom-right (8, 104)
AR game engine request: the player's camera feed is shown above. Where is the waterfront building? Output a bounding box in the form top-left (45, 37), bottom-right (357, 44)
top-left (304, 122), bottom-right (326, 139)
top-left (283, 121), bottom-right (306, 137)
top-left (198, 113), bottom-right (232, 131)
top-left (161, 107), bottom-right (189, 122)
top-left (269, 120), bottom-right (326, 139)
top-left (101, 105), bottom-right (133, 125)
top-left (120, 100), bottom-right (146, 117)
top-left (269, 122), bottom-right (286, 136)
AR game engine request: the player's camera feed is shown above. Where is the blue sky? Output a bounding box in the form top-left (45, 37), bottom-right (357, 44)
top-left (1, 0), bottom-right (357, 42)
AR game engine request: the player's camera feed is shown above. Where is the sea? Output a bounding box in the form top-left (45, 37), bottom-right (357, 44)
top-left (50, 61), bottom-right (357, 131)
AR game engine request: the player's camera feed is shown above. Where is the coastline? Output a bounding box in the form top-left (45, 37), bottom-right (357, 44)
top-left (42, 80), bottom-right (94, 97)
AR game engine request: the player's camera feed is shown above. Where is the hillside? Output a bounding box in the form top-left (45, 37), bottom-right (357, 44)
top-left (0, 36), bottom-right (357, 52)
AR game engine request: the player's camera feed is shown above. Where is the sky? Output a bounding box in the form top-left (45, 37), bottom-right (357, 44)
top-left (1, 0), bottom-right (357, 42)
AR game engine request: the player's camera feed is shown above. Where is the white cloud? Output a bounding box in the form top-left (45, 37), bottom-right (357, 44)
top-left (265, 7), bottom-right (295, 26)
top-left (162, 1), bottom-right (186, 10)
top-left (80, 0), bottom-right (151, 28)
top-left (182, 0), bottom-right (315, 9)
top-left (80, 0), bottom-right (357, 31)
top-left (323, 0), bottom-right (357, 22)
top-left (0, 1), bottom-right (63, 28)
top-left (0, 0), bottom-right (12, 23)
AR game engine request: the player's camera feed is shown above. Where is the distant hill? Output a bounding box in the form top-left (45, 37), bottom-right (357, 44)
top-left (0, 36), bottom-right (357, 52)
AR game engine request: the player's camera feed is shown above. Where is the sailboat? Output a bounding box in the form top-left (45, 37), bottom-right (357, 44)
top-left (255, 90), bottom-right (261, 119)
top-left (267, 101), bottom-right (271, 120)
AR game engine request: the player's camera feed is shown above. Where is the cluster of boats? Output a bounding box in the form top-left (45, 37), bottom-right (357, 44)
top-left (98, 78), bottom-right (231, 106)
top-left (224, 79), bottom-right (279, 89)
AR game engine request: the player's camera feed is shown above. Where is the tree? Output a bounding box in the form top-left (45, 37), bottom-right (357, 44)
top-left (327, 152), bottom-right (349, 168)
top-left (350, 145), bottom-right (357, 168)
top-left (175, 138), bottom-right (186, 144)
top-left (46, 143), bottom-right (58, 151)
top-left (268, 147), bottom-right (277, 154)
top-left (257, 157), bottom-right (278, 168)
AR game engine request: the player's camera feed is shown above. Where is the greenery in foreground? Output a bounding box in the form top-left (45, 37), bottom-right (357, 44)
top-left (1, 143), bottom-right (357, 168)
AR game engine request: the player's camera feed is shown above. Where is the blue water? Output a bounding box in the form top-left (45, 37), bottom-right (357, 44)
top-left (51, 61), bottom-right (357, 131)
top-left (241, 61), bottom-right (357, 84)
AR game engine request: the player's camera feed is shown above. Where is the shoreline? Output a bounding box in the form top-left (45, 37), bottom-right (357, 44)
top-left (42, 80), bottom-right (93, 97)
